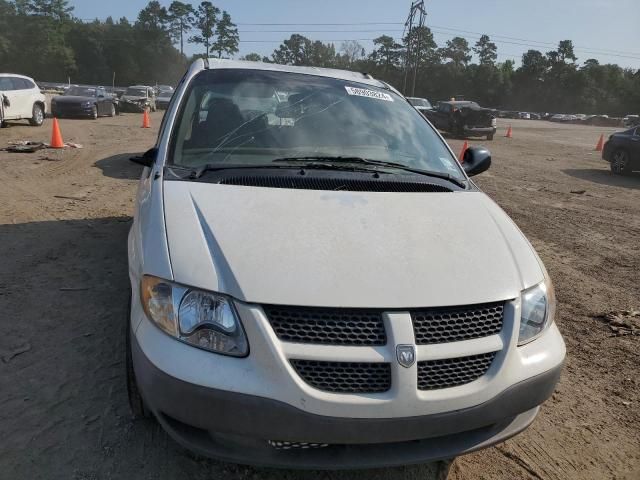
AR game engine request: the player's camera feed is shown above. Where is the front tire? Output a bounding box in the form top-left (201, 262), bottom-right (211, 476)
top-left (126, 294), bottom-right (150, 419)
top-left (610, 149), bottom-right (631, 175)
top-left (108, 103), bottom-right (116, 117)
top-left (91, 104), bottom-right (98, 120)
top-left (487, 133), bottom-right (494, 141)
top-left (29, 103), bottom-right (44, 126)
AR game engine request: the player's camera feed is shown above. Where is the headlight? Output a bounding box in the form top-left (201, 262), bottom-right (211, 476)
top-left (82, 101), bottom-right (91, 107)
top-left (140, 275), bottom-right (248, 357)
top-left (518, 278), bottom-right (556, 345)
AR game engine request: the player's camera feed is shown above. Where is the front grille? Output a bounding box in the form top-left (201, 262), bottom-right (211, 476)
top-left (417, 352), bottom-right (496, 390)
top-left (291, 360), bottom-right (391, 393)
top-left (219, 176), bottom-right (452, 193)
top-left (264, 305), bottom-right (386, 346)
top-left (411, 302), bottom-right (504, 345)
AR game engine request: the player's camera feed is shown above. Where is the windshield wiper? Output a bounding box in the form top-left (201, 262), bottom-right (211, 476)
top-left (272, 156), bottom-right (466, 188)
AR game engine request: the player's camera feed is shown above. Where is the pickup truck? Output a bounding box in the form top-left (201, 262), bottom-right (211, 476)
top-left (425, 101), bottom-right (497, 140)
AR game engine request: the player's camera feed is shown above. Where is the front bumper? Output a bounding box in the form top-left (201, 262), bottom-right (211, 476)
top-left (602, 141), bottom-right (613, 162)
top-left (133, 329), bottom-right (561, 468)
top-left (463, 126), bottom-right (497, 136)
top-left (131, 293), bottom-right (565, 468)
top-left (119, 101), bottom-right (147, 113)
top-left (51, 104), bottom-right (94, 118)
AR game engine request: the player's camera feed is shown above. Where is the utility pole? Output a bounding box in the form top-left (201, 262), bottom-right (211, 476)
top-left (403, 0), bottom-right (427, 97)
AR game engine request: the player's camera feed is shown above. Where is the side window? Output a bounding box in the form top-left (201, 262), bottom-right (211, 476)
top-left (9, 77), bottom-right (24, 90)
top-left (16, 78), bottom-right (30, 90)
top-left (0, 77), bottom-right (13, 90)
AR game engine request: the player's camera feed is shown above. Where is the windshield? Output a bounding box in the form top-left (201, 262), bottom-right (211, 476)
top-left (65, 86), bottom-right (97, 97)
top-left (170, 69), bottom-right (463, 180)
top-left (125, 88), bottom-right (147, 97)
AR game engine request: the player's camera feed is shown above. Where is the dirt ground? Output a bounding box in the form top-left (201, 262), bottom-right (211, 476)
top-left (0, 114), bottom-right (638, 480)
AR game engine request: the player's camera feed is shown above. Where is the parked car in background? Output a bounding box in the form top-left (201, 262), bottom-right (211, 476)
top-left (424, 100), bottom-right (497, 140)
top-left (0, 73), bottom-right (46, 126)
top-left (623, 115), bottom-right (639, 128)
top-left (126, 58), bottom-right (565, 469)
top-left (518, 112), bottom-right (531, 120)
top-left (51, 85), bottom-right (117, 119)
top-left (407, 96), bottom-right (432, 115)
top-left (120, 85), bottom-right (156, 113)
top-left (156, 86), bottom-right (174, 110)
top-left (602, 126), bottom-right (640, 175)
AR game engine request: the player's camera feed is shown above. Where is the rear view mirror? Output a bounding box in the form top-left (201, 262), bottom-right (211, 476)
top-left (462, 147), bottom-right (491, 177)
top-left (130, 147), bottom-right (157, 167)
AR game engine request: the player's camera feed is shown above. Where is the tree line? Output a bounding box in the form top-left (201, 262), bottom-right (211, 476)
top-left (247, 31), bottom-right (639, 116)
top-left (0, 0), bottom-right (638, 115)
top-left (0, 0), bottom-right (239, 86)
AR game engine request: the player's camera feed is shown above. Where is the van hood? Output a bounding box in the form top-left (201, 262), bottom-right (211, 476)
top-left (163, 181), bottom-right (544, 308)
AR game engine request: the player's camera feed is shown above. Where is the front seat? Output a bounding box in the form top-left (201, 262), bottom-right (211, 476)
top-left (191, 98), bottom-right (245, 148)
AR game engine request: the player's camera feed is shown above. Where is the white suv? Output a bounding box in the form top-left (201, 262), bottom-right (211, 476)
top-left (0, 74), bottom-right (46, 126)
top-left (126, 58), bottom-right (565, 470)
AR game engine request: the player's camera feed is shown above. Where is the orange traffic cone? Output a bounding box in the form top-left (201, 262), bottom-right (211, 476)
top-left (505, 125), bottom-right (513, 138)
top-left (595, 134), bottom-right (604, 152)
top-left (142, 109), bottom-right (150, 129)
top-left (49, 118), bottom-right (65, 148)
top-left (458, 140), bottom-right (468, 163)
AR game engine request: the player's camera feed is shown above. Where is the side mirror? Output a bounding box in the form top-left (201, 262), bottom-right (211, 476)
top-left (130, 147), bottom-right (157, 167)
top-left (462, 146), bottom-right (491, 177)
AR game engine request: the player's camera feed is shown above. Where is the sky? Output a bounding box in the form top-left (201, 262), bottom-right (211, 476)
top-left (70, 0), bottom-right (640, 68)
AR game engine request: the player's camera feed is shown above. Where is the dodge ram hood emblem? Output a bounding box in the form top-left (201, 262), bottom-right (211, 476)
top-left (396, 345), bottom-right (416, 368)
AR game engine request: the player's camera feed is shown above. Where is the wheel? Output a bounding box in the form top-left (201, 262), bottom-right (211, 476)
top-left (126, 293), bottom-right (151, 418)
top-left (29, 103), bottom-right (44, 126)
top-left (108, 103), bottom-right (116, 117)
top-left (487, 133), bottom-right (494, 141)
top-left (610, 149), bottom-right (631, 175)
top-left (91, 104), bottom-right (98, 120)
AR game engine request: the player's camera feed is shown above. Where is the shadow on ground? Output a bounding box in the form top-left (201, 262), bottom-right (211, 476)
top-left (94, 152), bottom-right (145, 180)
top-left (562, 168), bottom-right (640, 190)
top-left (0, 217), bottom-right (450, 480)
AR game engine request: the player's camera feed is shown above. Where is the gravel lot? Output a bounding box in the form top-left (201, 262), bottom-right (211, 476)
top-left (0, 115), bottom-right (638, 480)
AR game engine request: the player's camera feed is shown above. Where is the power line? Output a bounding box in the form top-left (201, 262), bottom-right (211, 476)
top-left (75, 17), bottom-right (640, 61)
top-left (234, 21), bottom-right (640, 58)
top-left (236, 22), bottom-right (404, 26)
top-left (428, 24), bottom-right (640, 57)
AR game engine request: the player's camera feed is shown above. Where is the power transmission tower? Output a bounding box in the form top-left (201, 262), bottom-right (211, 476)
top-left (403, 0), bottom-right (427, 97)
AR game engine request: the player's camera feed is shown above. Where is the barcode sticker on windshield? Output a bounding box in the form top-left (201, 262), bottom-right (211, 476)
top-left (345, 86), bottom-right (393, 102)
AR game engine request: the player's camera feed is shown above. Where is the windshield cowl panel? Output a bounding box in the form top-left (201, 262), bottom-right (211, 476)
top-left (169, 69), bottom-right (464, 182)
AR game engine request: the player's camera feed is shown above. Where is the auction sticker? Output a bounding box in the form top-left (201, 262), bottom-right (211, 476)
top-left (345, 86), bottom-right (394, 102)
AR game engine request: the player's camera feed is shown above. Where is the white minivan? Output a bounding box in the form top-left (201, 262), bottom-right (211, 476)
top-left (0, 74), bottom-right (46, 126)
top-left (127, 58), bottom-right (565, 470)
